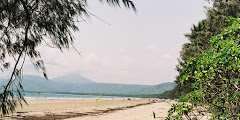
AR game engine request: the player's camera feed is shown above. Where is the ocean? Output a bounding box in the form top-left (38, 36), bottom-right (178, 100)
top-left (23, 91), bottom-right (125, 100)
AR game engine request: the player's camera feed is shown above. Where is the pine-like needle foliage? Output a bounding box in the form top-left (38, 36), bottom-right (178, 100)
top-left (0, 0), bottom-right (136, 116)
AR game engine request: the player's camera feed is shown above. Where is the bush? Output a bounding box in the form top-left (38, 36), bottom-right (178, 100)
top-left (167, 17), bottom-right (240, 119)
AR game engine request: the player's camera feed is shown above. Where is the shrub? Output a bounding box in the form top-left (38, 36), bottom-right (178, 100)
top-left (167, 17), bottom-right (240, 119)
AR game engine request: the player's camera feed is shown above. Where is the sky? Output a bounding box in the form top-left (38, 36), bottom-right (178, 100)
top-left (1, 0), bottom-right (210, 85)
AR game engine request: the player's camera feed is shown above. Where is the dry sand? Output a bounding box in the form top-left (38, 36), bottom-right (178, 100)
top-left (3, 99), bottom-right (175, 120)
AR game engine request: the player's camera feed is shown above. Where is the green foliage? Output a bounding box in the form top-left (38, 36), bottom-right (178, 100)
top-left (175, 0), bottom-right (240, 96)
top-left (157, 88), bottom-right (178, 99)
top-left (166, 103), bottom-right (193, 120)
top-left (168, 17), bottom-right (240, 119)
top-left (0, 0), bottom-right (136, 116)
top-left (178, 96), bottom-right (188, 102)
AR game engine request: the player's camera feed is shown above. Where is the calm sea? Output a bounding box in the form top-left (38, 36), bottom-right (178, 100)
top-left (22, 91), bottom-right (124, 100)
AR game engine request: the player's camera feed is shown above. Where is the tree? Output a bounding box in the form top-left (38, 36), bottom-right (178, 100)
top-left (0, 0), bottom-right (136, 116)
top-left (175, 0), bottom-right (240, 97)
top-left (167, 17), bottom-right (240, 119)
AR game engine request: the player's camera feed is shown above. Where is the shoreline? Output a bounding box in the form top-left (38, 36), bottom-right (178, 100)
top-left (24, 96), bottom-right (146, 101)
top-left (4, 99), bottom-right (174, 120)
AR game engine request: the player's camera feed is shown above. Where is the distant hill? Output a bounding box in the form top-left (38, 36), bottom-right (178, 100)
top-left (51, 74), bottom-right (95, 84)
top-left (0, 75), bottom-right (175, 95)
top-left (134, 82), bottom-right (176, 94)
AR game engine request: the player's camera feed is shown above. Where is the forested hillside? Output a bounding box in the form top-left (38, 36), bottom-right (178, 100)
top-left (0, 75), bottom-right (175, 95)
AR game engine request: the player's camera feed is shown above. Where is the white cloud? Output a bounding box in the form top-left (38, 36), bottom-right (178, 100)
top-left (1, 0), bottom-right (207, 85)
top-left (146, 44), bottom-right (158, 50)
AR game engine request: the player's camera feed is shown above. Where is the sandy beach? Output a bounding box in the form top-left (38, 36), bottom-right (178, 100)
top-left (4, 99), bottom-right (175, 120)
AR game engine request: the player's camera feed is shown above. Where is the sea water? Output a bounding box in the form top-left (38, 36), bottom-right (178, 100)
top-left (22, 91), bottom-right (124, 100)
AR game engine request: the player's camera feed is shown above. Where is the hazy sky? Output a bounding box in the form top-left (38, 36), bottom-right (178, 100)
top-left (1, 0), bottom-right (210, 85)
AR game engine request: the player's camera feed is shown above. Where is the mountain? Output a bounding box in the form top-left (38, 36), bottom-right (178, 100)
top-left (51, 74), bottom-right (95, 84)
top-left (0, 75), bottom-right (175, 95)
top-left (134, 82), bottom-right (176, 94)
